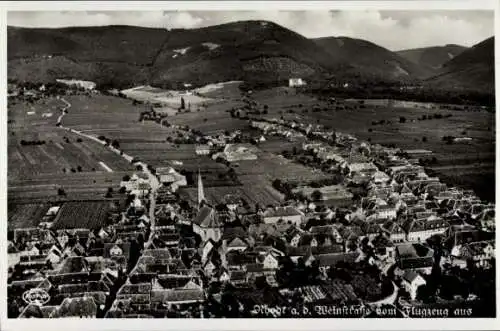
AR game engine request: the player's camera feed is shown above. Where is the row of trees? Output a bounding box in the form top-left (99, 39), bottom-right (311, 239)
top-left (312, 83), bottom-right (495, 107)
top-left (97, 135), bottom-right (120, 149)
top-left (19, 140), bottom-right (46, 146)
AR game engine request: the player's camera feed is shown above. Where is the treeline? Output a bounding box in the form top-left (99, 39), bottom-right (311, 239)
top-left (20, 140), bottom-right (46, 146)
top-left (311, 85), bottom-right (495, 107)
top-left (10, 80), bottom-right (91, 96)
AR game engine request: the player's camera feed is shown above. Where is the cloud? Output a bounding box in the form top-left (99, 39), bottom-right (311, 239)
top-left (7, 10), bottom-right (494, 50)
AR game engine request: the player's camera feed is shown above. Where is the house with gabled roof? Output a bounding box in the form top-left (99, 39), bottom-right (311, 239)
top-left (451, 240), bottom-right (495, 269)
top-left (381, 221), bottom-right (406, 243)
top-left (338, 225), bottom-right (363, 251)
top-left (283, 226), bottom-right (304, 247)
top-left (403, 217), bottom-right (449, 243)
top-left (361, 222), bottom-right (382, 241)
top-left (52, 256), bottom-right (91, 275)
top-left (401, 270), bottom-right (426, 300)
top-left (49, 296), bottom-right (98, 318)
top-left (310, 225), bottom-right (342, 243)
top-left (225, 237), bottom-right (249, 252)
top-left (371, 234), bottom-right (396, 259)
top-left (262, 206), bottom-right (304, 226)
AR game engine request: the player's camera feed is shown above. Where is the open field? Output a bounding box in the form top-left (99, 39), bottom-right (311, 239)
top-left (62, 94), bottom-right (148, 128)
top-left (235, 151), bottom-right (330, 185)
top-left (120, 143), bottom-right (197, 166)
top-left (195, 81), bottom-right (243, 100)
top-left (8, 129), bottom-right (133, 179)
top-left (8, 172), bottom-right (130, 201)
top-left (51, 200), bottom-right (113, 230)
top-left (64, 94), bottom-right (246, 139)
top-left (121, 85), bottom-right (214, 109)
top-left (8, 97), bottom-right (135, 176)
top-left (167, 99), bottom-right (248, 135)
top-left (257, 136), bottom-right (303, 154)
top-left (252, 90), bottom-right (495, 201)
top-left (7, 202), bottom-right (51, 230)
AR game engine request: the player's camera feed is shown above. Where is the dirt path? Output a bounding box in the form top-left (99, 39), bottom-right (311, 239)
top-left (99, 161), bottom-right (113, 173)
top-left (56, 95), bottom-right (160, 250)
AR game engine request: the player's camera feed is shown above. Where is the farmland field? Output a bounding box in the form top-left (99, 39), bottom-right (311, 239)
top-left (8, 97), bottom-right (135, 180)
top-left (167, 99), bottom-right (248, 135)
top-left (251, 90), bottom-right (495, 201)
top-left (8, 130), bottom-right (133, 179)
top-left (235, 151), bottom-right (330, 184)
top-left (51, 200), bottom-right (113, 230)
top-left (258, 136), bottom-right (303, 154)
top-left (8, 172), bottom-right (130, 202)
top-left (7, 202), bottom-right (50, 230)
top-left (120, 143), bottom-right (197, 167)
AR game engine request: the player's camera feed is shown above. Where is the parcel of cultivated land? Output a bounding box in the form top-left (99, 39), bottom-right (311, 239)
top-left (9, 86), bottom-right (494, 206)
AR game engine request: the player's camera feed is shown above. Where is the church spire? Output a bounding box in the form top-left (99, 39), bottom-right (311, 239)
top-left (198, 169), bottom-right (205, 207)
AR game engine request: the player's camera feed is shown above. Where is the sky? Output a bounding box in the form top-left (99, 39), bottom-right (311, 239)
top-left (7, 10), bottom-right (494, 51)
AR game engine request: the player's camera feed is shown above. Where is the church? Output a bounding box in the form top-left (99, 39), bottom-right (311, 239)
top-left (192, 171), bottom-right (223, 243)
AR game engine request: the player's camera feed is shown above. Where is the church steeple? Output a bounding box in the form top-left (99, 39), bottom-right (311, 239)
top-left (198, 169), bottom-right (205, 207)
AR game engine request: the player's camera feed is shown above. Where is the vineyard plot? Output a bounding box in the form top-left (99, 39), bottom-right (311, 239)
top-left (51, 201), bottom-right (112, 230)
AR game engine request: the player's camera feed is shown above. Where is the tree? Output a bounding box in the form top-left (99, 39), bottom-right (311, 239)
top-left (122, 175), bottom-right (131, 181)
top-left (105, 187), bottom-right (113, 198)
top-left (272, 179), bottom-right (282, 190)
top-left (57, 188), bottom-right (66, 196)
top-left (422, 136), bottom-right (427, 142)
top-left (77, 165), bottom-right (83, 172)
top-left (311, 190), bottom-right (323, 201)
top-left (180, 97), bottom-right (186, 110)
top-left (119, 186), bottom-right (127, 194)
top-left (399, 116), bottom-right (406, 123)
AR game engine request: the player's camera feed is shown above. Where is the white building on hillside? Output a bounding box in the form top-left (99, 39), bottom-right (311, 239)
top-left (289, 78), bottom-right (307, 88)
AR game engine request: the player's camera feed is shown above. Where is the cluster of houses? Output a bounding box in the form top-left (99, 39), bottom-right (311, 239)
top-left (244, 116), bottom-right (496, 300)
top-left (7, 193), bottom-right (156, 318)
top-left (7, 95), bottom-right (496, 318)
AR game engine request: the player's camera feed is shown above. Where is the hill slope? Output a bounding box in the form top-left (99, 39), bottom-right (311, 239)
top-left (397, 44), bottom-right (467, 70)
top-left (8, 22), bottom-right (493, 92)
top-left (8, 21), bottom-right (433, 88)
top-left (313, 36), bottom-right (434, 81)
top-left (8, 22), bottom-right (341, 88)
top-left (425, 37), bottom-right (495, 92)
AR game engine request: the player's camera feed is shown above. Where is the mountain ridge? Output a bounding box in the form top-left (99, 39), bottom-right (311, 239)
top-left (7, 21), bottom-right (495, 93)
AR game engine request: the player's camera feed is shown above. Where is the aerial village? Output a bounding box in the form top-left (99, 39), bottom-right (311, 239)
top-left (7, 80), bottom-right (496, 319)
